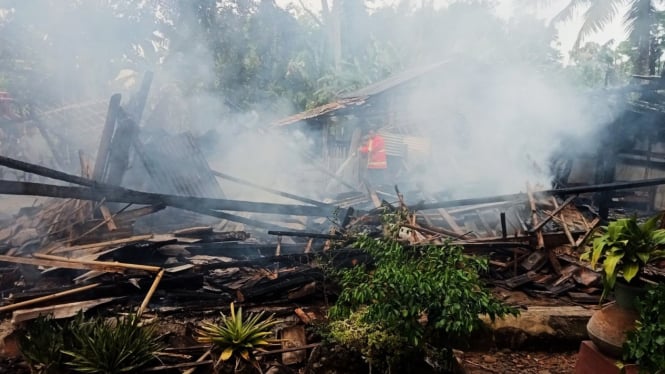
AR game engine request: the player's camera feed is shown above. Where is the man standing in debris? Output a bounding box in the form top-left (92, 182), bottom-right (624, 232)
top-left (359, 128), bottom-right (387, 187)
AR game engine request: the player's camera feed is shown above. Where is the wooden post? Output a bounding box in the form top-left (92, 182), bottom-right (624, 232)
top-left (93, 94), bottom-right (121, 182)
top-left (500, 212), bottom-right (507, 239)
top-left (137, 269), bottom-right (165, 317)
top-left (526, 183), bottom-right (545, 249)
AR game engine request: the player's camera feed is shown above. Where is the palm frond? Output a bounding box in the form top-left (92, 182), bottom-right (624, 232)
top-left (624, 0), bottom-right (656, 40)
top-left (551, 0), bottom-right (594, 25)
top-left (574, 0), bottom-right (624, 49)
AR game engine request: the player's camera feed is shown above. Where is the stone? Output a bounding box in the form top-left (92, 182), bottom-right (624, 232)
top-left (480, 306), bottom-right (594, 350)
top-left (482, 355), bottom-right (497, 364)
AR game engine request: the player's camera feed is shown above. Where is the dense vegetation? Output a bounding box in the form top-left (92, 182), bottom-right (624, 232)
top-left (2, 0), bottom-right (659, 122)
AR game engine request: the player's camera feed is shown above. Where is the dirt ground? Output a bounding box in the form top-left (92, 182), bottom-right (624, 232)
top-left (461, 350), bottom-right (577, 374)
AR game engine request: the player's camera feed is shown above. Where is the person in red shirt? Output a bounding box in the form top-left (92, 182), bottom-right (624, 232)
top-left (358, 128), bottom-right (387, 187)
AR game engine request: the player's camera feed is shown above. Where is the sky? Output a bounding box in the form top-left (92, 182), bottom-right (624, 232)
top-left (276, 0), bottom-right (628, 62)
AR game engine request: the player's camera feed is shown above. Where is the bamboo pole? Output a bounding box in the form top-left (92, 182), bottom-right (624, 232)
top-left (137, 269), bottom-right (165, 317)
top-left (32, 253), bottom-right (162, 273)
top-left (0, 283), bottom-right (101, 312)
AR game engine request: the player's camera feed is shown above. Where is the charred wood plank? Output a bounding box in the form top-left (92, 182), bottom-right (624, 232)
top-left (0, 179), bottom-right (336, 217)
top-left (267, 230), bottom-right (344, 240)
top-left (238, 268), bottom-right (323, 301)
top-left (528, 195), bottom-right (577, 233)
top-left (526, 183), bottom-right (545, 250)
top-left (415, 177), bottom-right (665, 211)
top-left (93, 94), bottom-right (121, 181)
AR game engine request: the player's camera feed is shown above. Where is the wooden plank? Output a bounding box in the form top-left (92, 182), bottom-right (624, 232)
top-left (92, 94), bottom-right (121, 181)
top-left (551, 197), bottom-right (576, 247)
top-left (526, 183), bottom-right (545, 249)
top-left (32, 253), bottom-right (162, 273)
top-left (281, 325), bottom-right (307, 365)
top-left (0, 283), bottom-right (100, 312)
top-left (98, 205), bottom-right (118, 231)
top-left (137, 269), bottom-right (165, 316)
top-left (49, 234), bottom-right (153, 254)
top-left (0, 254), bottom-right (117, 272)
top-left (11, 297), bottom-right (120, 324)
top-left (529, 195), bottom-right (577, 233)
top-left (575, 218), bottom-right (601, 248)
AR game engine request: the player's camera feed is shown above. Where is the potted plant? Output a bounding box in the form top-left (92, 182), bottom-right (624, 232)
top-left (581, 214), bottom-right (665, 357)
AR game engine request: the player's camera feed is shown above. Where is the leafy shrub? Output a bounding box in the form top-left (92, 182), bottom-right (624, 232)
top-left (195, 302), bottom-right (281, 371)
top-left (623, 284), bottom-right (665, 373)
top-left (62, 314), bottom-right (163, 374)
top-left (18, 315), bottom-right (67, 374)
top-left (581, 214), bottom-right (665, 299)
top-left (328, 235), bottom-right (518, 369)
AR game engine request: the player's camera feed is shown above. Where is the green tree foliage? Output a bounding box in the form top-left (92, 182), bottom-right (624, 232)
top-left (0, 0), bottom-right (570, 116)
top-left (623, 284), bottom-right (665, 373)
top-left (566, 41), bottom-right (633, 87)
top-left (540, 0), bottom-right (665, 75)
top-left (328, 234), bottom-right (519, 370)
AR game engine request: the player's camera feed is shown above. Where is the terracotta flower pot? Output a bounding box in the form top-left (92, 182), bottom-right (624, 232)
top-left (586, 281), bottom-right (647, 358)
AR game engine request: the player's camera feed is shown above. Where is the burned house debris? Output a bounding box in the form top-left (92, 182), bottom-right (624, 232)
top-left (2, 63), bottom-right (665, 372)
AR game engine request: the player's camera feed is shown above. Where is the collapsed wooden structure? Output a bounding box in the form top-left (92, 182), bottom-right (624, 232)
top-left (3, 68), bottom-right (665, 370)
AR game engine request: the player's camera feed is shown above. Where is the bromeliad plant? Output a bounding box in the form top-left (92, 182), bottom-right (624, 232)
top-left (195, 302), bottom-right (281, 372)
top-left (62, 314), bottom-right (163, 374)
top-left (582, 214), bottom-right (665, 299)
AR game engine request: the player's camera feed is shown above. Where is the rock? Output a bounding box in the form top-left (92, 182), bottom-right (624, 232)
top-left (482, 355), bottom-right (497, 364)
top-left (479, 306), bottom-right (594, 350)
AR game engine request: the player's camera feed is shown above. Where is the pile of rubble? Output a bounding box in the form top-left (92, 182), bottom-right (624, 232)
top-left (3, 79), bottom-right (665, 371)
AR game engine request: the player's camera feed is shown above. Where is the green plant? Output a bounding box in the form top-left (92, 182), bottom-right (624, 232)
top-left (328, 235), bottom-right (518, 369)
top-left (326, 308), bottom-right (409, 370)
top-left (195, 302), bottom-right (281, 371)
top-left (62, 314), bottom-right (163, 374)
top-left (18, 315), bottom-right (67, 374)
top-left (623, 284), bottom-right (665, 373)
top-left (582, 214), bottom-right (665, 299)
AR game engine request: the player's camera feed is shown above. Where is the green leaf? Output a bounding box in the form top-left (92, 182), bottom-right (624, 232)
top-left (622, 263), bottom-right (639, 283)
top-left (603, 253), bottom-right (622, 278)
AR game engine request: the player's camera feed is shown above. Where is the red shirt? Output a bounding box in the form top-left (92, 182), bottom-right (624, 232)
top-left (359, 134), bottom-right (387, 169)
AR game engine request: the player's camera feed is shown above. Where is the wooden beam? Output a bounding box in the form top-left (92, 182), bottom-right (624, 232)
top-left (137, 269), bottom-right (165, 317)
top-left (50, 234), bottom-right (154, 254)
top-left (0, 283), bottom-right (101, 312)
top-left (11, 298), bottom-right (120, 324)
top-left (0, 179), bottom-right (335, 218)
top-left (93, 94), bottom-right (121, 181)
top-left (212, 170), bottom-right (329, 207)
top-left (32, 253), bottom-right (162, 273)
top-left (526, 183), bottom-right (545, 250)
top-left (529, 195), bottom-right (577, 233)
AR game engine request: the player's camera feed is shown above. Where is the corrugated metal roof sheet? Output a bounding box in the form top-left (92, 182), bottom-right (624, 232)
top-left (379, 131), bottom-right (431, 157)
top-left (136, 132), bottom-right (225, 199)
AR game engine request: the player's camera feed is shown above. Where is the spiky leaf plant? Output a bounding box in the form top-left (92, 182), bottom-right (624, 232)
top-left (62, 314), bottom-right (163, 374)
top-left (195, 302), bottom-right (281, 371)
top-left (18, 315), bottom-right (67, 374)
